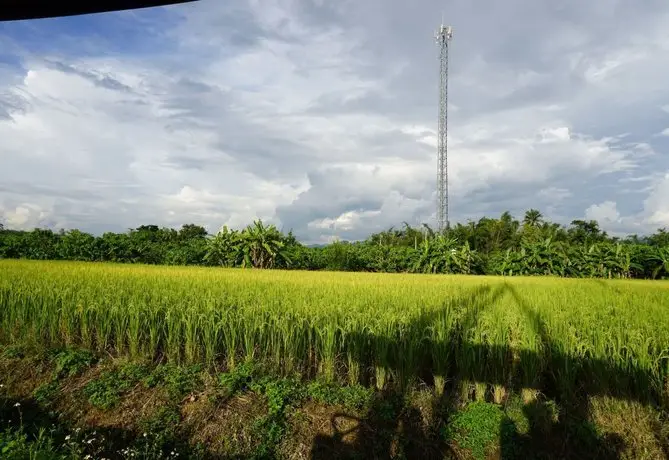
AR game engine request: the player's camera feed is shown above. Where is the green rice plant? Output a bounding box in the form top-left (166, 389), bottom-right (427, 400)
top-left (200, 311), bottom-right (222, 368)
top-left (314, 316), bottom-right (341, 383)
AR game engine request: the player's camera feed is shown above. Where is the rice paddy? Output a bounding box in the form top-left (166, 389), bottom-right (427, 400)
top-left (1, 259), bottom-right (668, 406)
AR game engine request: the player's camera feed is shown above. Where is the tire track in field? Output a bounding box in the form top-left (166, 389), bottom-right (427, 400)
top-left (504, 282), bottom-right (551, 393)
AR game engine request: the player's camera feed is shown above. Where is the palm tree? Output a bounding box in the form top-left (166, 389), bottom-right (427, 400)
top-left (523, 209), bottom-right (543, 227)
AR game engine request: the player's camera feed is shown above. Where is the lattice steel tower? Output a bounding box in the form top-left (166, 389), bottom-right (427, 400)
top-left (435, 23), bottom-right (453, 232)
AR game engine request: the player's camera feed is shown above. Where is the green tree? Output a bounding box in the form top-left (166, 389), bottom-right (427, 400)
top-left (178, 224), bottom-right (208, 240)
top-left (568, 220), bottom-right (606, 245)
top-left (23, 229), bottom-right (60, 260)
top-left (58, 229), bottom-right (97, 261)
top-left (523, 209), bottom-right (543, 227)
top-left (648, 228), bottom-right (669, 247)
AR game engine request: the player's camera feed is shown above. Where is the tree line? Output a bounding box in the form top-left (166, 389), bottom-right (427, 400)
top-left (1, 209), bottom-right (668, 279)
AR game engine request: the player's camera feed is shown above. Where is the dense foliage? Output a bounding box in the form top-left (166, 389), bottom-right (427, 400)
top-left (1, 210), bottom-right (668, 279)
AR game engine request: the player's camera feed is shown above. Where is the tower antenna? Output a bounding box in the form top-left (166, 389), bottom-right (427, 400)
top-left (434, 22), bottom-right (453, 232)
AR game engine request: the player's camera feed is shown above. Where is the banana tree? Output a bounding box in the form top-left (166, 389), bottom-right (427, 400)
top-left (550, 242), bottom-right (570, 277)
top-left (451, 241), bottom-right (474, 275)
top-left (520, 238), bottom-right (553, 275)
top-left (610, 243), bottom-right (638, 279)
top-left (204, 226), bottom-right (243, 267)
top-left (411, 235), bottom-right (460, 274)
top-left (650, 246), bottom-right (669, 279)
top-left (491, 248), bottom-right (523, 276)
top-left (240, 220), bottom-right (288, 269)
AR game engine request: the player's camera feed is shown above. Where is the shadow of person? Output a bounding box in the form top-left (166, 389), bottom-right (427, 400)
top-left (311, 389), bottom-right (451, 460)
top-left (499, 397), bottom-right (626, 460)
top-left (310, 285), bottom-right (501, 460)
top-left (310, 280), bottom-right (666, 459)
top-left (497, 283), bottom-right (633, 459)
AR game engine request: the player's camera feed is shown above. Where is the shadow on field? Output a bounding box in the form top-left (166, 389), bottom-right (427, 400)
top-left (311, 282), bottom-right (667, 460)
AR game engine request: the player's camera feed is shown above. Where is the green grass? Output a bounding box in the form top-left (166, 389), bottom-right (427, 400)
top-left (444, 401), bottom-right (509, 459)
top-left (84, 362), bottom-right (151, 410)
top-left (1, 260), bottom-right (668, 407)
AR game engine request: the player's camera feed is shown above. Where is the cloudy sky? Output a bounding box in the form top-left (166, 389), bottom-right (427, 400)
top-left (1, 0), bottom-right (669, 243)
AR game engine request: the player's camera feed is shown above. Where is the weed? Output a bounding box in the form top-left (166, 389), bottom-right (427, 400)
top-left (84, 363), bottom-right (150, 410)
top-left (252, 377), bottom-right (304, 416)
top-left (1, 345), bottom-right (25, 360)
top-left (28, 349), bottom-right (96, 410)
top-left (306, 380), bottom-right (374, 412)
top-left (250, 413), bottom-right (285, 460)
top-left (52, 348), bottom-right (96, 379)
top-left (32, 381), bottom-right (60, 408)
top-left (218, 361), bottom-right (258, 395)
top-left (134, 406), bottom-right (184, 458)
top-left (0, 418), bottom-right (187, 460)
top-left (140, 406), bottom-right (181, 438)
top-left (0, 423), bottom-right (105, 460)
top-left (247, 376), bottom-right (305, 459)
top-left (143, 363), bottom-right (202, 399)
top-left (444, 401), bottom-right (507, 460)
top-left (0, 426), bottom-right (61, 459)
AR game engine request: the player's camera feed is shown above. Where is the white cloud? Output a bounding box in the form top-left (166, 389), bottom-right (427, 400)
top-left (306, 190), bottom-right (428, 237)
top-left (0, 199), bottom-right (67, 230)
top-left (641, 173), bottom-right (669, 227)
top-left (1, 203), bottom-right (48, 228)
top-left (538, 187), bottom-right (572, 202)
top-left (308, 210), bottom-right (379, 232)
top-left (581, 173), bottom-right (669, 235)
top-left (585, 201), bottom-right (621, 224)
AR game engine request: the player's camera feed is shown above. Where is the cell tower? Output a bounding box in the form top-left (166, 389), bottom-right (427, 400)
top-left (435, 23), bottom-right (453, 232)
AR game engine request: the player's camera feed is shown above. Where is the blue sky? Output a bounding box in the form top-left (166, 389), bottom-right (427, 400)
top-left (1, 0), bottom-right (669, 243)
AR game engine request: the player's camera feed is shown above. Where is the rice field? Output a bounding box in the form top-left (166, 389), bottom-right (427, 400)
top-left (1, 259), bottom-right (668, 406)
